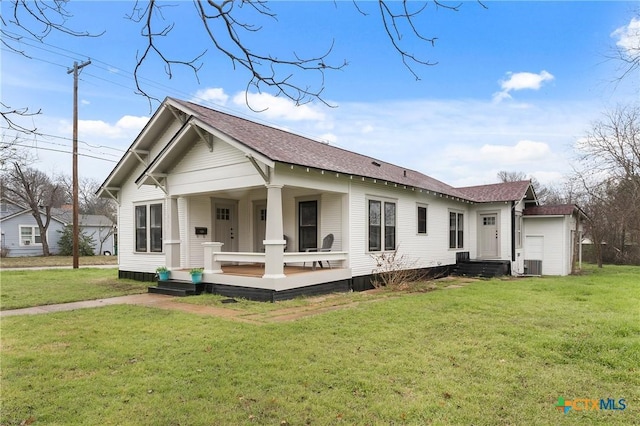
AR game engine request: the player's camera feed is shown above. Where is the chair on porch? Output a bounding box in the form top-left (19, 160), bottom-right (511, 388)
top-left (304, 233), bottom-right (334, 269)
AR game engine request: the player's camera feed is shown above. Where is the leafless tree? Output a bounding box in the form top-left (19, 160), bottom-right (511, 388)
top-left (56, 175), bottom-right (116, 221)
top-left (610, 10), bottom-right (640, 83)
top-left (573, 105), bottom-right (640, 265)
top-left (497, 170), bottom-right (551, 204)
top-left (2, 0), bottom-right (484, 118)
top-left (0, 163), bottom-right (65, 256)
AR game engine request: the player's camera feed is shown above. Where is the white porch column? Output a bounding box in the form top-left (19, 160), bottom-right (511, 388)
top-left (164, 196), bottom-right (181, 270)
top-left (203, 242), bottom-right (224, 274)
top-left (263, 183), bottom-right (285, 279)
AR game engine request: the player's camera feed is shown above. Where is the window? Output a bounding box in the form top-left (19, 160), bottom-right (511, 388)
top-left (515, 213), bottom-right (523, 249)
top-left (19, 225), bottom-right (42, 246)
top-left (368, 199), bottom-right (396, 252)
top-left (449, 211), bottom-right (464, 249)
top-left (135, 203), bottom-right (163, 252)
top-left (385, 202), bottom-right (396, 250)
top-left (298, 200), bottom-right (318, 251)
top-left (417, 204), bottom-right (428, 235)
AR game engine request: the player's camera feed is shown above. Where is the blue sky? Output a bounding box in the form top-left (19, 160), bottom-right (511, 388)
top-left (2, 1), bottom-right (638, 187)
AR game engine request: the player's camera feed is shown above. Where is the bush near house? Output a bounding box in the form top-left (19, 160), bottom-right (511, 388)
top-left (57, 225), bottom-right (95, 256)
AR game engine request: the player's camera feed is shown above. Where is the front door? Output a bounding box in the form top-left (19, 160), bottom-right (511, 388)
top-left (213, 200), bottom-right (238, 252)
top-left (479, 213), bottom-right (499, 259)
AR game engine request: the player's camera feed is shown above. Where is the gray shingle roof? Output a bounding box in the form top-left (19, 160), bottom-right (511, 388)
top-left (456, 180), bottom-right (532, 203)
top-left (523, 204), bottom-right (578, 216)
top-left (171, 98), bottom-right (468, 199)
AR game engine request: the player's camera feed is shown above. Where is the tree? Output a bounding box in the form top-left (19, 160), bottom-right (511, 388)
top-left (2, 0), bottom-right (483, 119)
top-left (57, 175), bottom-right (116, 221)
top-left (0, 163), bottom-right (64, 256)
top-left (611, 10), bottom-right (640, 84)
top-left (496, 170), bottom-right (551, 203)
top-left (57, 224), bottom-right (95, 256)
top-left (574, 105), bottom-right (640, 266)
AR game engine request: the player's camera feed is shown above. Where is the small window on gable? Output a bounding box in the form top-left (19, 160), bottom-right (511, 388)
top-left (417, 204), bottom-right (427, 235)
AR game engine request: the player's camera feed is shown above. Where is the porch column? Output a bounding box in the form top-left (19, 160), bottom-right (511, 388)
top-left (263, 183), bottom-right (285, 279)
top-left (203, 242), bottom-right (224, 274)
top-left (164, 196), bottom-right (180, 270)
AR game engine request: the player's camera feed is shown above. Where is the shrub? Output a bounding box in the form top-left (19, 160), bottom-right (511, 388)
top-left (57, 225), bottom-right (96, 256)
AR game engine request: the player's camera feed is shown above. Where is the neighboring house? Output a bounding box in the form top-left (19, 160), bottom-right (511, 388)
top-left (97, 97), bottom-right (584, 300)
top-left (0, 198), bottom-right (66, 257)
top-left (0, 199), bottom-right (115, 257)
top-left (53, 208), bottom-right (116, 255)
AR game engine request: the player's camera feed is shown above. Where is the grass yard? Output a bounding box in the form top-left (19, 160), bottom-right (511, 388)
top-left (1, 265), bottom-right (639, 425)
top-left (0, 255), bottom-right (118, 269)
top-left (0, 269), bottom-right (148, 310)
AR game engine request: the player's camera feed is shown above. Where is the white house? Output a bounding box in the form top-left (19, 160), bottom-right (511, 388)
top-left (98, 97), bottom-right (583, 301)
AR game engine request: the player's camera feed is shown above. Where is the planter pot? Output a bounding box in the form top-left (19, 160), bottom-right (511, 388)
top-left (191, 273), bottom-right (203, 284)
top-left (158, 271), bottom-right (170, 281)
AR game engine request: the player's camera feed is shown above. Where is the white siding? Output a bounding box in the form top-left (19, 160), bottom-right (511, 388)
top-left (117, 183), bottom-right (166, 273)
top-left (347, 179), bottom-right (469, 277)
top-left (523, 217), bottom-right (570, 275)
top-left (168, 137), bottom-right (263, 195)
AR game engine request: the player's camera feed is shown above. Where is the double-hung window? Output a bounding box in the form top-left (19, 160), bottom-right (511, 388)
top-left (449, 211), bottom-right (464, 249)
top-left (368, 199), bottom-right (396, 252)
top-left (19, 225), bottom-right (42, 246)
top-left (135, 203), bottom-right (163, 252)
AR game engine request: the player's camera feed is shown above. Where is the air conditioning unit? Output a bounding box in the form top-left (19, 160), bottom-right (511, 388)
top-left (24, 240), bottom-right (31, 245)
top-left (524, 259), bottom-right (542, 275)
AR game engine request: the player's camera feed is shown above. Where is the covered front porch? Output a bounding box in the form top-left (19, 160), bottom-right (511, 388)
top-left (160, 176), bottom-right (352, 295)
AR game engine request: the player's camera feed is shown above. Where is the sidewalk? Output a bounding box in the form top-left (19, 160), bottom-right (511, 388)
top-left (0, 293), bottom-right (255, 321)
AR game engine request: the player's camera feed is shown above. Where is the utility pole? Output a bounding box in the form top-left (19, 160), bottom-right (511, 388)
top-left (67, 60), bottom-right (91, 269)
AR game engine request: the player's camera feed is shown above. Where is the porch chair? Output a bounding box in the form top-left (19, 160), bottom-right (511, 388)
top-left (304, 233), bottom-right (334, 270)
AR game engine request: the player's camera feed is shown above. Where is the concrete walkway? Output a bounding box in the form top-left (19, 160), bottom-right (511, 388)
top-left (0, 293), bottom-right (257, 322)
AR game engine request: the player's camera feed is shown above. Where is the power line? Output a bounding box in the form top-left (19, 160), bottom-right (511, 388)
top-left (9, 142), bottom-right (117, 162)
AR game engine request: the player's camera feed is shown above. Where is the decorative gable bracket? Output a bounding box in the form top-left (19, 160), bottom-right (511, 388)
top-left (246, 154), bottom-right (270, 184)
top-left (138, 173), bottom-right (168, 194)
top-left (130, 149), bottom-right (150, 167)
top-left (193, 125), bottom-right (214, 152)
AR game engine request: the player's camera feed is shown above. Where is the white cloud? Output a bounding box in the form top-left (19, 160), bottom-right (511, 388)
top-left (81, 99), bottom-right (91, 106)
top-left (493, 70), bottom-right (555, 102)
top-left (612, 17), bottom-right (640, 55)
top-left (192, 87), bottom-right (230, 105)
top-left (232, 91), bottom-right (326, 122)
top-left (479, 140), bottom-right (551, 163)
top-left (60, 115), bottom-right (149, 139)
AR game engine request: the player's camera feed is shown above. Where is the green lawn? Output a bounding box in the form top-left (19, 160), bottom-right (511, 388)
top-left (0, 269), bottom-right (148, 310)
top-left (1, 265), bottom-right (638, 425)
top-left (0, 255), bottom-right (118, 269)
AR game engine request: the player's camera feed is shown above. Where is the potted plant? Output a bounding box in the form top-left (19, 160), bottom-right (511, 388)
top-left (156, 266), bottom-right (170, 281)
top-left (190, 267), bottom-right (204, 284)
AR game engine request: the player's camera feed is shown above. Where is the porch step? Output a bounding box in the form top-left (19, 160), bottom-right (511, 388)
top-left (454, 260), bottom-right (510, 278)
top-left (148, 280), bottom-right (204, 297)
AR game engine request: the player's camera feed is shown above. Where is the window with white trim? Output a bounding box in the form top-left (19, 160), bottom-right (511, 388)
top-left (417, 204), bottom-right (428, 235)
top-left (515, 213), bottom-right (523, 249)
top-left (19, 225), bottom-right (42, 246)
top-left (368, 198), bottom-right (396, 252)
top-left (135, 203), bottom-right (163, 252)
top-left (449, 211), bottom-right (464, 249)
